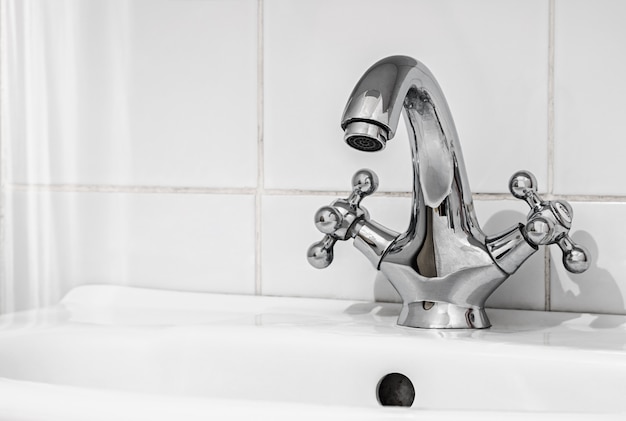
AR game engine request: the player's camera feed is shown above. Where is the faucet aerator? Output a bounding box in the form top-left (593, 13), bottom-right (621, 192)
top-left (343, 121), bottom-right (388, 152)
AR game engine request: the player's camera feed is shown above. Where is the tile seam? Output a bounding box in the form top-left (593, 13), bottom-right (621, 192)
top-left (12, 184), bottom-right (626, 202)
top-left (10, 184), bottom-right (258, 195)
top-left (254, 0), bottom-right (264, 296)
top-left (0, 0), bottom-right (6, 313)
top-left (548, 0), bottom-right (555, 196)
top-left (545, 0), bottom-right (556, 312)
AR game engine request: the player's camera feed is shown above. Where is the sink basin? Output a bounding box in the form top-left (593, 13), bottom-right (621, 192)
top-left (0, 285), bottom-right (625, 420)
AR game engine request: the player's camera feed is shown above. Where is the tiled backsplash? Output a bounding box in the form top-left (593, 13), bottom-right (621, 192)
top-left (1, 0), bottom-right (625, 315)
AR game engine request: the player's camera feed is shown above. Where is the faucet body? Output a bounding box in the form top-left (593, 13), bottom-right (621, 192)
top-left (308, 56), bottom-right (589, 329)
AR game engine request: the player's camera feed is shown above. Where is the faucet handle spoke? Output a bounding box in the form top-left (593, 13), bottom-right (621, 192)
top-left (509, 170), bottom-right (542, 211)
top-left (557, 234), bottom-right (591, 274)
top-left (307, 235), bottom-right (337, 269)
top-left (347, 169), bottom-right (379, 208)
top-left (314, 206), bottom-right (344, 234)
top-left (509, 170), bottom-right (590, 274)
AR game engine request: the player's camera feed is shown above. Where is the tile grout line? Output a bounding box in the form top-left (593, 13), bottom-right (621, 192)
top-left (0, 0), bottom-right (6, 313)
top-left (547, 0), bottom-right (555, 197)
top-left (254, 0), bottom-right (264, 297)
top-left (10, 183), bottom-right (626, 202)
top-left (0, 0), bottom-right (12, 314)
top-left (10, 183), bottom-right (259, 195)
top-left (545, 0), bottom-right (556, 312)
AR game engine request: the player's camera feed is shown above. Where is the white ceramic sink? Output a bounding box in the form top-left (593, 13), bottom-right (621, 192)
top-left (0, 285), bottom-right (625, 420)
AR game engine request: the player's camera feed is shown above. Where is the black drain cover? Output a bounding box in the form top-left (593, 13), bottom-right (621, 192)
top-left (377, 372), bottom-right (415, 407)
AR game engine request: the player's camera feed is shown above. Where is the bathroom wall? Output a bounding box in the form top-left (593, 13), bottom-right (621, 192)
top-left (1, 0), bottom-right (625, 314)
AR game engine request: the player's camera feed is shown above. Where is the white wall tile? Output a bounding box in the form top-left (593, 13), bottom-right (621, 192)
top-left (554, 0), bottom-right (626, 195)
top-left (9, 0), bottom-right (258, 187)
top-left (264, 0), bottom-right (548, 193)
top-left (8, 191), bottom-right (256, 311)
top-left (551, 202), bottom-right (626, 315)
top-left (262, 194), bottom-right (545, 310)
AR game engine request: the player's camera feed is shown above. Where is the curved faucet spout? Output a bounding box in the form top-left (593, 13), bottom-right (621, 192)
top-left (341, 56), bottom-right (485, 265)
top-left (342, 56), bottom-right (467, 205)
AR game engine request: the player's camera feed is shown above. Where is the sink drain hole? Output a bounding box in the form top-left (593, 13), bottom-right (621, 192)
top-left (376, 372), bottom-right (415, 407)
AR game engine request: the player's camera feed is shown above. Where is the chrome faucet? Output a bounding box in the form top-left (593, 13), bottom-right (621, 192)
top-left (307, 56), bottom-right (590, 329)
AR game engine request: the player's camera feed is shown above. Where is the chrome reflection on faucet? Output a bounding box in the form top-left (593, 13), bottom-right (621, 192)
top-left (307, 56), bottom-right (590, 329)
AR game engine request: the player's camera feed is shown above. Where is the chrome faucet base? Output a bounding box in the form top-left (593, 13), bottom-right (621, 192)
top-left (307, 56), bottom-right (591, 329)
top-left (398, 302), bottom-right (490, 329)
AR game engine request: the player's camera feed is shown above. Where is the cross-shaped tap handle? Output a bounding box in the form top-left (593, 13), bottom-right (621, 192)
top-left (307, 169), bottom-right (379, 269)
top-left (509, 170), bottom-right (590, 274)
